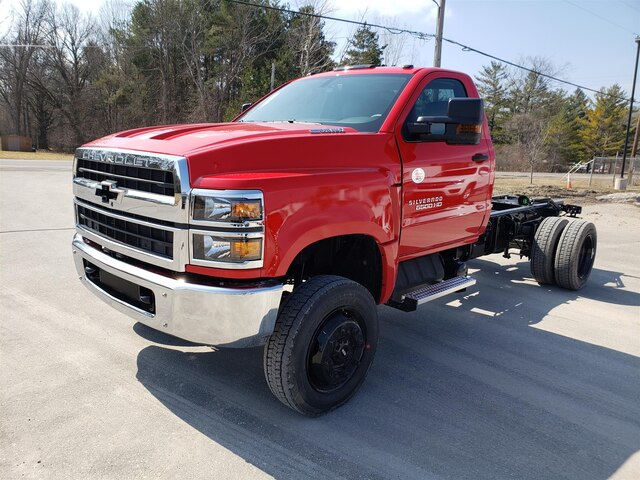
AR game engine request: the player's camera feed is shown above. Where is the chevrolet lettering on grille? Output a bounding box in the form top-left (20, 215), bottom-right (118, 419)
top-left (81, 148), bottom-right (175, 171)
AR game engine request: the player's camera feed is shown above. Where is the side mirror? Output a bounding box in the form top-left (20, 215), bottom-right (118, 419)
top-left (241, 102), bottom-right (252, 113)
top-left (446, 98), bottom-right (484, 124)
top-left (406, 98), bottom-right (484, 144)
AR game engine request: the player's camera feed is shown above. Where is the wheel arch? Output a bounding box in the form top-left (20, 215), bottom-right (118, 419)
top-left (280, 232), bottom-right (397, 304)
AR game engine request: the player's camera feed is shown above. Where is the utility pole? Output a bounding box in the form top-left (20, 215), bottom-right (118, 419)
top-left (620, 35), bottom-right (640, 186)
top-left (433, 0), bottom-right (446, 67)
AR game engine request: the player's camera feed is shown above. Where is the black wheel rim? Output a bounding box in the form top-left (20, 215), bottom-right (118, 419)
top-left (577, 234), bottom-right (595, 279)
top-left (307, 310), bottom-right (366, 393)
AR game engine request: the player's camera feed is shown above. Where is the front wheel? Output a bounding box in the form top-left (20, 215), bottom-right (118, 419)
top-left (263, 275), bottom-right (378, 416)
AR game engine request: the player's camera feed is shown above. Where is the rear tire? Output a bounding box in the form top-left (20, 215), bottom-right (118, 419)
top-left (263, 275), bottom-right (378, 416)
top-left (530, 216), bottom-right (570, 285)
top-left (554, 220), bottom-right (597, 290)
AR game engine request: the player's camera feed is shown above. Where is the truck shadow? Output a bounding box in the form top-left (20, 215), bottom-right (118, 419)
top-left (467, 258), bottom-right (640, 313)
top-left (134, 259), bottom-right (640, 480)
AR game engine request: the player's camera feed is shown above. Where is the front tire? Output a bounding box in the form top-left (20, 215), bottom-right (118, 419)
top-left (263, 275), bottom-right (378, 416)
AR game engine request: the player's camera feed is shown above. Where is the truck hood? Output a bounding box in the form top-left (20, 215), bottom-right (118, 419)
top-left (83, 122), bottom-right (356, 157)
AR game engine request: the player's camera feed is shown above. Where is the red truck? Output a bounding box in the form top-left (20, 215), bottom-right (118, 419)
top-left (72, 65), bottom-right (597, 415)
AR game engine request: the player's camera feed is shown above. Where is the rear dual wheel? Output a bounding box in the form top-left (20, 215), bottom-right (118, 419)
top-left (554, 220), bottom-right (597, 290)
top-left (530, 217), bottom-right (597, 290)
top-left (263, 275), bottom-right (378, 416)
top-left (530, 217), bottom-right (569, 285)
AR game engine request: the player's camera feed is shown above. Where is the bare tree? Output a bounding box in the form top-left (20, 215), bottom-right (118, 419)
top-left (178, 0), bottom-right (213, 121)
top-left (94, 0), bottom-right (134, 133)
top-left (506, 56), bottom-right (566, 115)
top-left (289, 1), bottom-right (335, 76)
top-left (506, 113), bottom-right (550, 183)
top-left (0, 0), bottom-right (48, 135)
top-left (0, 0), bottom-right (12, 31)
top-left (374, 16), bottom-right (408, 66)
top-left (208, 1), bottom-right (285, 121)
top-left (30, 3), bottom-right (100, 146)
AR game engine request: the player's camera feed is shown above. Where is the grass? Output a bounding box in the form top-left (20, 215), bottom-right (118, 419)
top-left (0, 150), bottom-right (73, 161)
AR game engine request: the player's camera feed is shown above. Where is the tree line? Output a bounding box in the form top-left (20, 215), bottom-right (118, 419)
top-left (475, 59), bottom-right (631, 174)
top-left (0, 0), bottom-right (634, 174)
top-left (0, 0), bottom-right (341, 150)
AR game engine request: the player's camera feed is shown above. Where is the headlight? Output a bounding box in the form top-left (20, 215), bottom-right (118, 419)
top-left (192, 234), bottom-right (262, 263)
top-left (189, 189), bottom-right (265, 268)
top-left (192, 195), bottom-right (262, 223)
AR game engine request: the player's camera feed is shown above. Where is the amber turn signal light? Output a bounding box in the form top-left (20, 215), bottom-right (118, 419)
top-left (231, 201), bottom-right (262, 220)
top-left (457, 124), bottom-right (482, 134)
top-left (230, 238), bottom-right (262, 261)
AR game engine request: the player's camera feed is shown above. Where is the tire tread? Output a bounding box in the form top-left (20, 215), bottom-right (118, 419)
top-left (264, 275), bottom-right (363, 415)
top-left (530, 216), bottom-right (569, 285)
top-left (554, 220), bottom-right (597, 290)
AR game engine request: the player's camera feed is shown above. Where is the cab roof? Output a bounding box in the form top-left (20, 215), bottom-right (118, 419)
top-left (310, 65), bottom-right (451, 77)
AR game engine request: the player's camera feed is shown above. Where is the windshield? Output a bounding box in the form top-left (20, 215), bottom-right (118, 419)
top-left (237, 74), bottom-right (411, 133)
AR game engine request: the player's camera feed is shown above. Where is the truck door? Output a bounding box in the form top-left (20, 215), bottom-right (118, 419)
top-left (395, 73), bottom-right (493, 258)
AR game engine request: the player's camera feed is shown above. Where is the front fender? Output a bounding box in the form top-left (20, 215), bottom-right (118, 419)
top-left (191, 168), bottom-right (401, 302)
top-left (258, 170), bottom-right (398, 273)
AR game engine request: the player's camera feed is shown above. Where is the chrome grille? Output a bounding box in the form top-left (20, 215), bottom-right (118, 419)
top-left (76, 158), bottom-right (175, 196)
top-left (77, 204), bottom-right (174, 259)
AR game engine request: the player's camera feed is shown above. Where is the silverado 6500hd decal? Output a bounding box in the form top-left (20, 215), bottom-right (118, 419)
top-left (408, 196), bottom-right (444, 211)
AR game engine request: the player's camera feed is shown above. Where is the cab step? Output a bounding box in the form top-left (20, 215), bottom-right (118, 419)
top-left (388, 276), bottom-right (476, 312)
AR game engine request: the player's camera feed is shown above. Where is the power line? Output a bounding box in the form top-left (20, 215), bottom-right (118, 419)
top-left (227, 0), bottom-right (630, 102)
top-left (227, 0), bottom-right (434, 41)
top-left (619, 0), bottom-right (640, 14)
top-left (563, 0), bottom-right (637, 35)
top-left (440, 37), bottom-right (629, 100)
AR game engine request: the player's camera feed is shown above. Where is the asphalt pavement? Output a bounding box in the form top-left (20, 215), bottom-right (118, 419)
top-left (1, 159), bottom-right (639, 479)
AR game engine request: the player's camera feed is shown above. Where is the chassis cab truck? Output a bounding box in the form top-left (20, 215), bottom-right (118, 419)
top-left (72, 66), bottom-right (597, 415)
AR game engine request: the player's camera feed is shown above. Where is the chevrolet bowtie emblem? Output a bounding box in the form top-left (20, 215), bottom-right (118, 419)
top-left (95, 180), bottom-right (123, 203)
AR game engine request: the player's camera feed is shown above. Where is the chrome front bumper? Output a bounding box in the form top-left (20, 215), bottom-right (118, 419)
top-left (72, 234), bottom-right (283, 347)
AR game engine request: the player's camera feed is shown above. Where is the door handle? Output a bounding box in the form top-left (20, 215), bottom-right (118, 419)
top-left (472, 153), bottom-right (489, 162)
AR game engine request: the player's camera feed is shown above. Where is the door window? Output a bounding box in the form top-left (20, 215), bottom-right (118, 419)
top-left (404, 78), bottom-right (468, 140)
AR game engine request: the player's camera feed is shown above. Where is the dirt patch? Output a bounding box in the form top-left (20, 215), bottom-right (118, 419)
top-left (493, 179), bottom-right (640, 205)
top-left (493, 183), bottom-right (602, 204)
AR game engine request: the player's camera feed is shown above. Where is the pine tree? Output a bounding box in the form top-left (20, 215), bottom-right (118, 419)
top-left (506, 57), bottom-right (560, 116)
top-left (343, 24), bottom-right (384, 66)
top-left (579, 85), bottom-right (628, 159)
top-left (475, 61), bottom-right (508, 143)
top-left (565, 88), bottom-right (590, 162)
top-left (540, 89), bottom-right (588, 170)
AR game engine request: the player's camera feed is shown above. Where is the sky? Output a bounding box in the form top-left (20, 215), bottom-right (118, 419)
top-left (5, 0), bottom-right (639, 98)
top-left (328, 0), bottom-right (639, 98)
